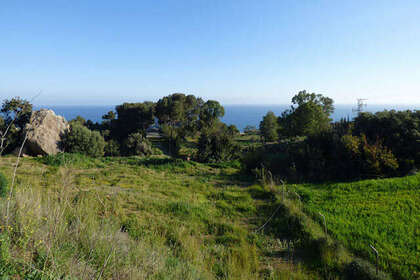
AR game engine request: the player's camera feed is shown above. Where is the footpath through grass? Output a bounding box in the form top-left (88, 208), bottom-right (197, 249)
top-left (0, 154), bottom-right (313, 279)
top-left (291, 175), bottom-right (420, 280)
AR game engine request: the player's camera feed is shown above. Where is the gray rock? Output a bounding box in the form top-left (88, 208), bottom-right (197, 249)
top-left (24, 109), bottom-right (69, 156)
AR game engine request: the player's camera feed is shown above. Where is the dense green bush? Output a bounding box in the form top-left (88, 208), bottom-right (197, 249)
top-left (242, 132), bottom-right (399, 182)
top-left (0, 172), bottom-right (8, 197)
top-left (64, 123), bottom-right (105, 157)
top-left (124, 132), bottom-right (153, 156)
top-left (354, 110), bottom-right (420, 171)
top-left (104, 139), bottom-right (120, 156)
top-left (197, 129), bottom-right (239, 163)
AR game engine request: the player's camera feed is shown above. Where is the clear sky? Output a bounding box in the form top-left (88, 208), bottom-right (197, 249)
top-left (1, 0), bottom-right (420, 105)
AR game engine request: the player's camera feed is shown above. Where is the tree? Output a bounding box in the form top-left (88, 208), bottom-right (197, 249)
top-left (260, 111), bottom-right (278, 142)
top-left (155, 94), bottom-right (226, 157)
top-left (1, 97), bottom-right (33, 130)
top-left (102, 110), bottom-right (116, 121)
top-left (226, 124), bottom-right (240, 137)
top-left (354, 110), bottom-right (420, 171)
top-left (0, 97), bottom-right (33, 154)
top-left (199, 100), bottom-right (225, 130)
top-left (156, 93), bottom-right (203, 155)
top-left (69, 116), bottom-right (87, 126)
top-left (113, 102), bottom-right (155, 140)
top-left (155, 93), bottom-right (203, 137)
top-left (291, 90), bottom-right (334, 115)
top-left (160, 124), bottom-right (182, 156)
top-left (278, 90), bottom-right (334, 137)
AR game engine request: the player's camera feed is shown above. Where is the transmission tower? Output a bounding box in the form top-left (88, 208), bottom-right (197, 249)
top-left (352, 99), bottom-right (367, 115)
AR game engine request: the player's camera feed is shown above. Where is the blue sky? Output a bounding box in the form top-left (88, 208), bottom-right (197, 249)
top-left (1, 0), bottom-right (420, 105)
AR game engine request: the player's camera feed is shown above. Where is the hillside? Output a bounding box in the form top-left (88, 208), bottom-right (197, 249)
top-left (0, 154), bottom-right (313, 279)
top-left (0, 154), bottom-right (418, 279)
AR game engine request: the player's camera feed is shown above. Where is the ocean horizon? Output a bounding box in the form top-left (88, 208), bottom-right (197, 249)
top-left (34, 104), bottom-right (419, 131)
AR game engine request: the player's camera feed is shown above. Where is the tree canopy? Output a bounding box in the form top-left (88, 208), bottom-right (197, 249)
top-left (155, 93), bottom-right (203, 134)
top-left (0, 97), bottom-right (33, 154)
top-left (199, 100), bottom-right (225, 130)
top-left (278, 90), bottom-right (334, 137)
top-left (259, 111), bottom-right (278, 142)
top-left (1, 97), bottom-right (33, 130)
top-left (113, 102), bottom-right (155, 139)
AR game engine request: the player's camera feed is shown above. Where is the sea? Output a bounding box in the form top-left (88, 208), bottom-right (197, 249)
top-left (34, 104), bottom-right (419, 132)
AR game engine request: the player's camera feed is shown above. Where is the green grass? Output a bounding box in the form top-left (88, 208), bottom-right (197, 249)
top-left (0, 154), bottom-right (313, 279)
top-left (290, 175), bottom-right (420, 279)
top-left (3, 152), bottom-right (417, 279)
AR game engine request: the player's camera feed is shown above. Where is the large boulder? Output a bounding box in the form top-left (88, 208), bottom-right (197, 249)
top-left (24, 109), bottom-right (69, 156)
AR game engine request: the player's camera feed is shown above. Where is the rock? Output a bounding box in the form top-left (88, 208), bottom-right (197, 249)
top-left (24, 109), bottom-right (69, 156)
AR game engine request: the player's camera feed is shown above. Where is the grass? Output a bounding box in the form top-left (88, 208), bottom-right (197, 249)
top-left (0, 154), bottom-right (314, 279)
top-left (290, 175), bottom-right (420, 280)
top-left (234, 134), bottom-right (262, 148)
top-left (2, 152), bottom-right (417, 279)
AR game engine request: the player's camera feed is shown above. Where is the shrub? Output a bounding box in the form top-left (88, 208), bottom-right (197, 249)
top-left (359, 135), bottom-right (399, 178)
top-left (0, 172), bottom-right (8, 197)
top-left (151, 147), bottom-right (164, 155)
top-left (104, 139), bottom-right (120, 156)
top-left (241, 132), bottom-right (400, 182)
top-left (124, 132), bottom-right (152, 156)
top-left (197, 130), bottom-right (240, 163)
top-left (64, 123), bottom-right (105, 157)
top-left (354, 110), bottom-right (420, 168)
top-left (344, 258), bottom-right (391, 280)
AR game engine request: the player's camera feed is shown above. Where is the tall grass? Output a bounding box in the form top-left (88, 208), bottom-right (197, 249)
top-left (0, 155), bottom-right (313, 279)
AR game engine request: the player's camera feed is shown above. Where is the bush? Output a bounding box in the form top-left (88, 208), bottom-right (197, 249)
top-left (354, 110), bottom-right (420, 168)
top-left (151, 147), bottom-right (164, 155)
top-left (241, 132), bottom-right (400, 182)
top-left (104, 139), bottom-right (120, 156)
top-left (124, 132), bottom-right (152, 156)
top-left (63, 123), bottom-right (105, 157)
top-left (197, 130), bottom-right (240, 163)
top-left (0, 172), bottom-right (8, 197)
top-left (345, 258), bottom-right (391, 280)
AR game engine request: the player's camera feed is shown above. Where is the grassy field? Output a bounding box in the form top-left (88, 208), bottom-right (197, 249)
top-left (0, 154), bottom-right (313, 279)
top-left (291, 175), bottom-right (420, 280)
top-left (0, 153), bottom-right (418, 279)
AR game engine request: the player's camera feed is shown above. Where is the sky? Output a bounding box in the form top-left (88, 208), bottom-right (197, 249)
top-left (1, 0), bottom-right (420, 106)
